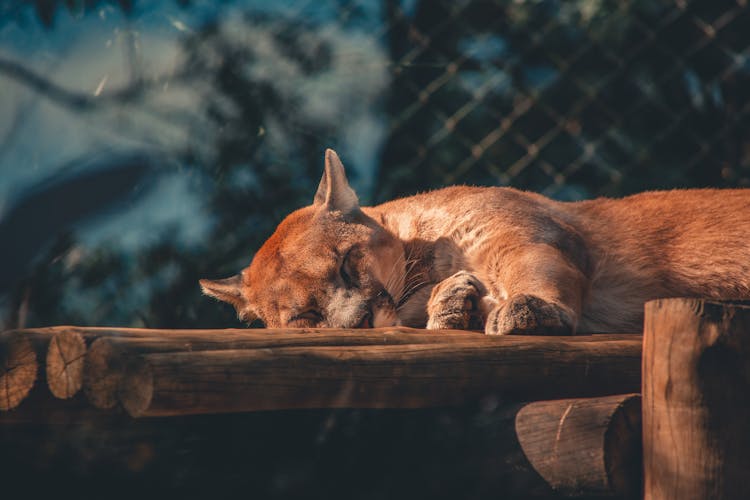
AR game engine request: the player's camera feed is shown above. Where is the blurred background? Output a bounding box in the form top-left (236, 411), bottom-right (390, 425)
top-left (1, 0), bottom-right (749, 330)
top-left (1, 2), bottom-right (749, 499)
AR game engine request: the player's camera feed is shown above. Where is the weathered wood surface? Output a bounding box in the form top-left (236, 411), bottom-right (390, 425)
top-left (0, 326), bottom-right (640, 418)
top-left (10, 326), bottom-right (481, 404)
top-left (12, 324), bottom-right (639, 342)
top-left (83, 330), bottom-right (494, 409)
top-left (1, 325), bottom-right (632, 407)
top-left (643, 299), bottom-right (750, 500)
top-left (516, 393), bottom-right (642, 499)
top-left (116, 335), bottom-right (643, 417)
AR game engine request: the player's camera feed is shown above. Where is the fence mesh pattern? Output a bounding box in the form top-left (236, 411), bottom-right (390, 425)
top-left (372, 0), bottom-right (750, 200)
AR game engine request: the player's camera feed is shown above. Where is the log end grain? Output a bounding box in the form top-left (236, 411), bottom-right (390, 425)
top-left (515, 393), bottom-right (642, 499)
top-left (46, 330), bottom-right (86, 399)
top-left (0, 333), bottom-right (38, 410)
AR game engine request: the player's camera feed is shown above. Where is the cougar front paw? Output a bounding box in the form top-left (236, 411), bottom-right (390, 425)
top-left (485, 294), bottom-right (574, 336)
top-left (426, 271), bottom-right (487, 330)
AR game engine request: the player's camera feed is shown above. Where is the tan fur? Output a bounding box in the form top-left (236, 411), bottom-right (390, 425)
top-left (201, 149), bottom-right (750, 335)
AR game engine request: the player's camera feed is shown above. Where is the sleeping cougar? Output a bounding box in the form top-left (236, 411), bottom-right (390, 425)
top-left (201, 149), bottom-right (750, 335)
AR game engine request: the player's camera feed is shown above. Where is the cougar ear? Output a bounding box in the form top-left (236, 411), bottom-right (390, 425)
top-left (313, 149), bottom-right (360, 213)
top-left (199, 275), bottom-right (258, 323)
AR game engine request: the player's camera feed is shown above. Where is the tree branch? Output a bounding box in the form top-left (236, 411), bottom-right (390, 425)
top-left (0, 56), bottom-right (189, 111)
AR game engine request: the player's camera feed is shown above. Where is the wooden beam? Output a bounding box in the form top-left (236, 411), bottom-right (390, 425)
top-left (643, 299), bottom-right (750, 500)
top-left (12, 325), bottom-right (639, 342)
top-left (516, 393), bottom-right (641, 499)
top-left (83, 330), bottom-right (491, 409)
top-left (115, 335), bottom-right (642, 417)
top-left (49, 325), bottom-right (629, 406)
top-left (30, 326), bottom-right (479, 403)
top-left (2, 326), bottom-right (642, 416)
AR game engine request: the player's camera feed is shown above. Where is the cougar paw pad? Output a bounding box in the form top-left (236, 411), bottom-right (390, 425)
top-left (485, 294), bottom-right (573, 336)
top-left (426, 271), bottom-right (486, 330)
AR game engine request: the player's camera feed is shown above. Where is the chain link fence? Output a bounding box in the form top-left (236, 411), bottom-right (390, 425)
top-left (375, 0), bottom-right (750, 201)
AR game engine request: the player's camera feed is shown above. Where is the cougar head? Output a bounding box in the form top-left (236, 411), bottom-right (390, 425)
top-left (200, 149), bottom-right (405, 328)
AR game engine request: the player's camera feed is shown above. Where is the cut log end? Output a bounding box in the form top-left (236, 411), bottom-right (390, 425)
top-left (0, 334), bottom-right (38, 410)
top-left (119, 358), bottom-right (153, 418)
top-left (46, 330), bottom-right (86, 399)
top-left (515, 393), bottom-right (642, 499)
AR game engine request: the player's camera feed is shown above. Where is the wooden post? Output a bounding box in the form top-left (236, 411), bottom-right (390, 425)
top-left (516, 394), bottom-right (642, 499)
top-left (643, 299), bottom-right (750, 500)
top-left (117, 336), bottom-right (642, 417)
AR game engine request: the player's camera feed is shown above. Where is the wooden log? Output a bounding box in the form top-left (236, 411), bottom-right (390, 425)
top-left (117, 335), bottom-right (642, 417)
top-left (83, 330), bottom-right (488, 410)
top-left (0, 332), bottom-right (38, 410)
top-left (0, 330), bottom-right (67, 411)
top-left (515, 393), bottom-right (642, 499)
top-left (10, 324), bottom-right (639, 342)
top-left (21, 325), bottom-right (441, 404)
top-left (46, 330), bottom-right (87, 399)
top-left (643, 299), bottom-right (750, 500)
top-left (19, 325), bottom-right (485, 404)
top-left (81, 330), bottom-right (637, 410)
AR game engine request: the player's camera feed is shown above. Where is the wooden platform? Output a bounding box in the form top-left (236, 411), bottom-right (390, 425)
top-left (3, 301), bottom-right (748, 500)
top-left (1, 326), bottom-right (642, 417)
top-left (0, 325), bottom-right (643, 499)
